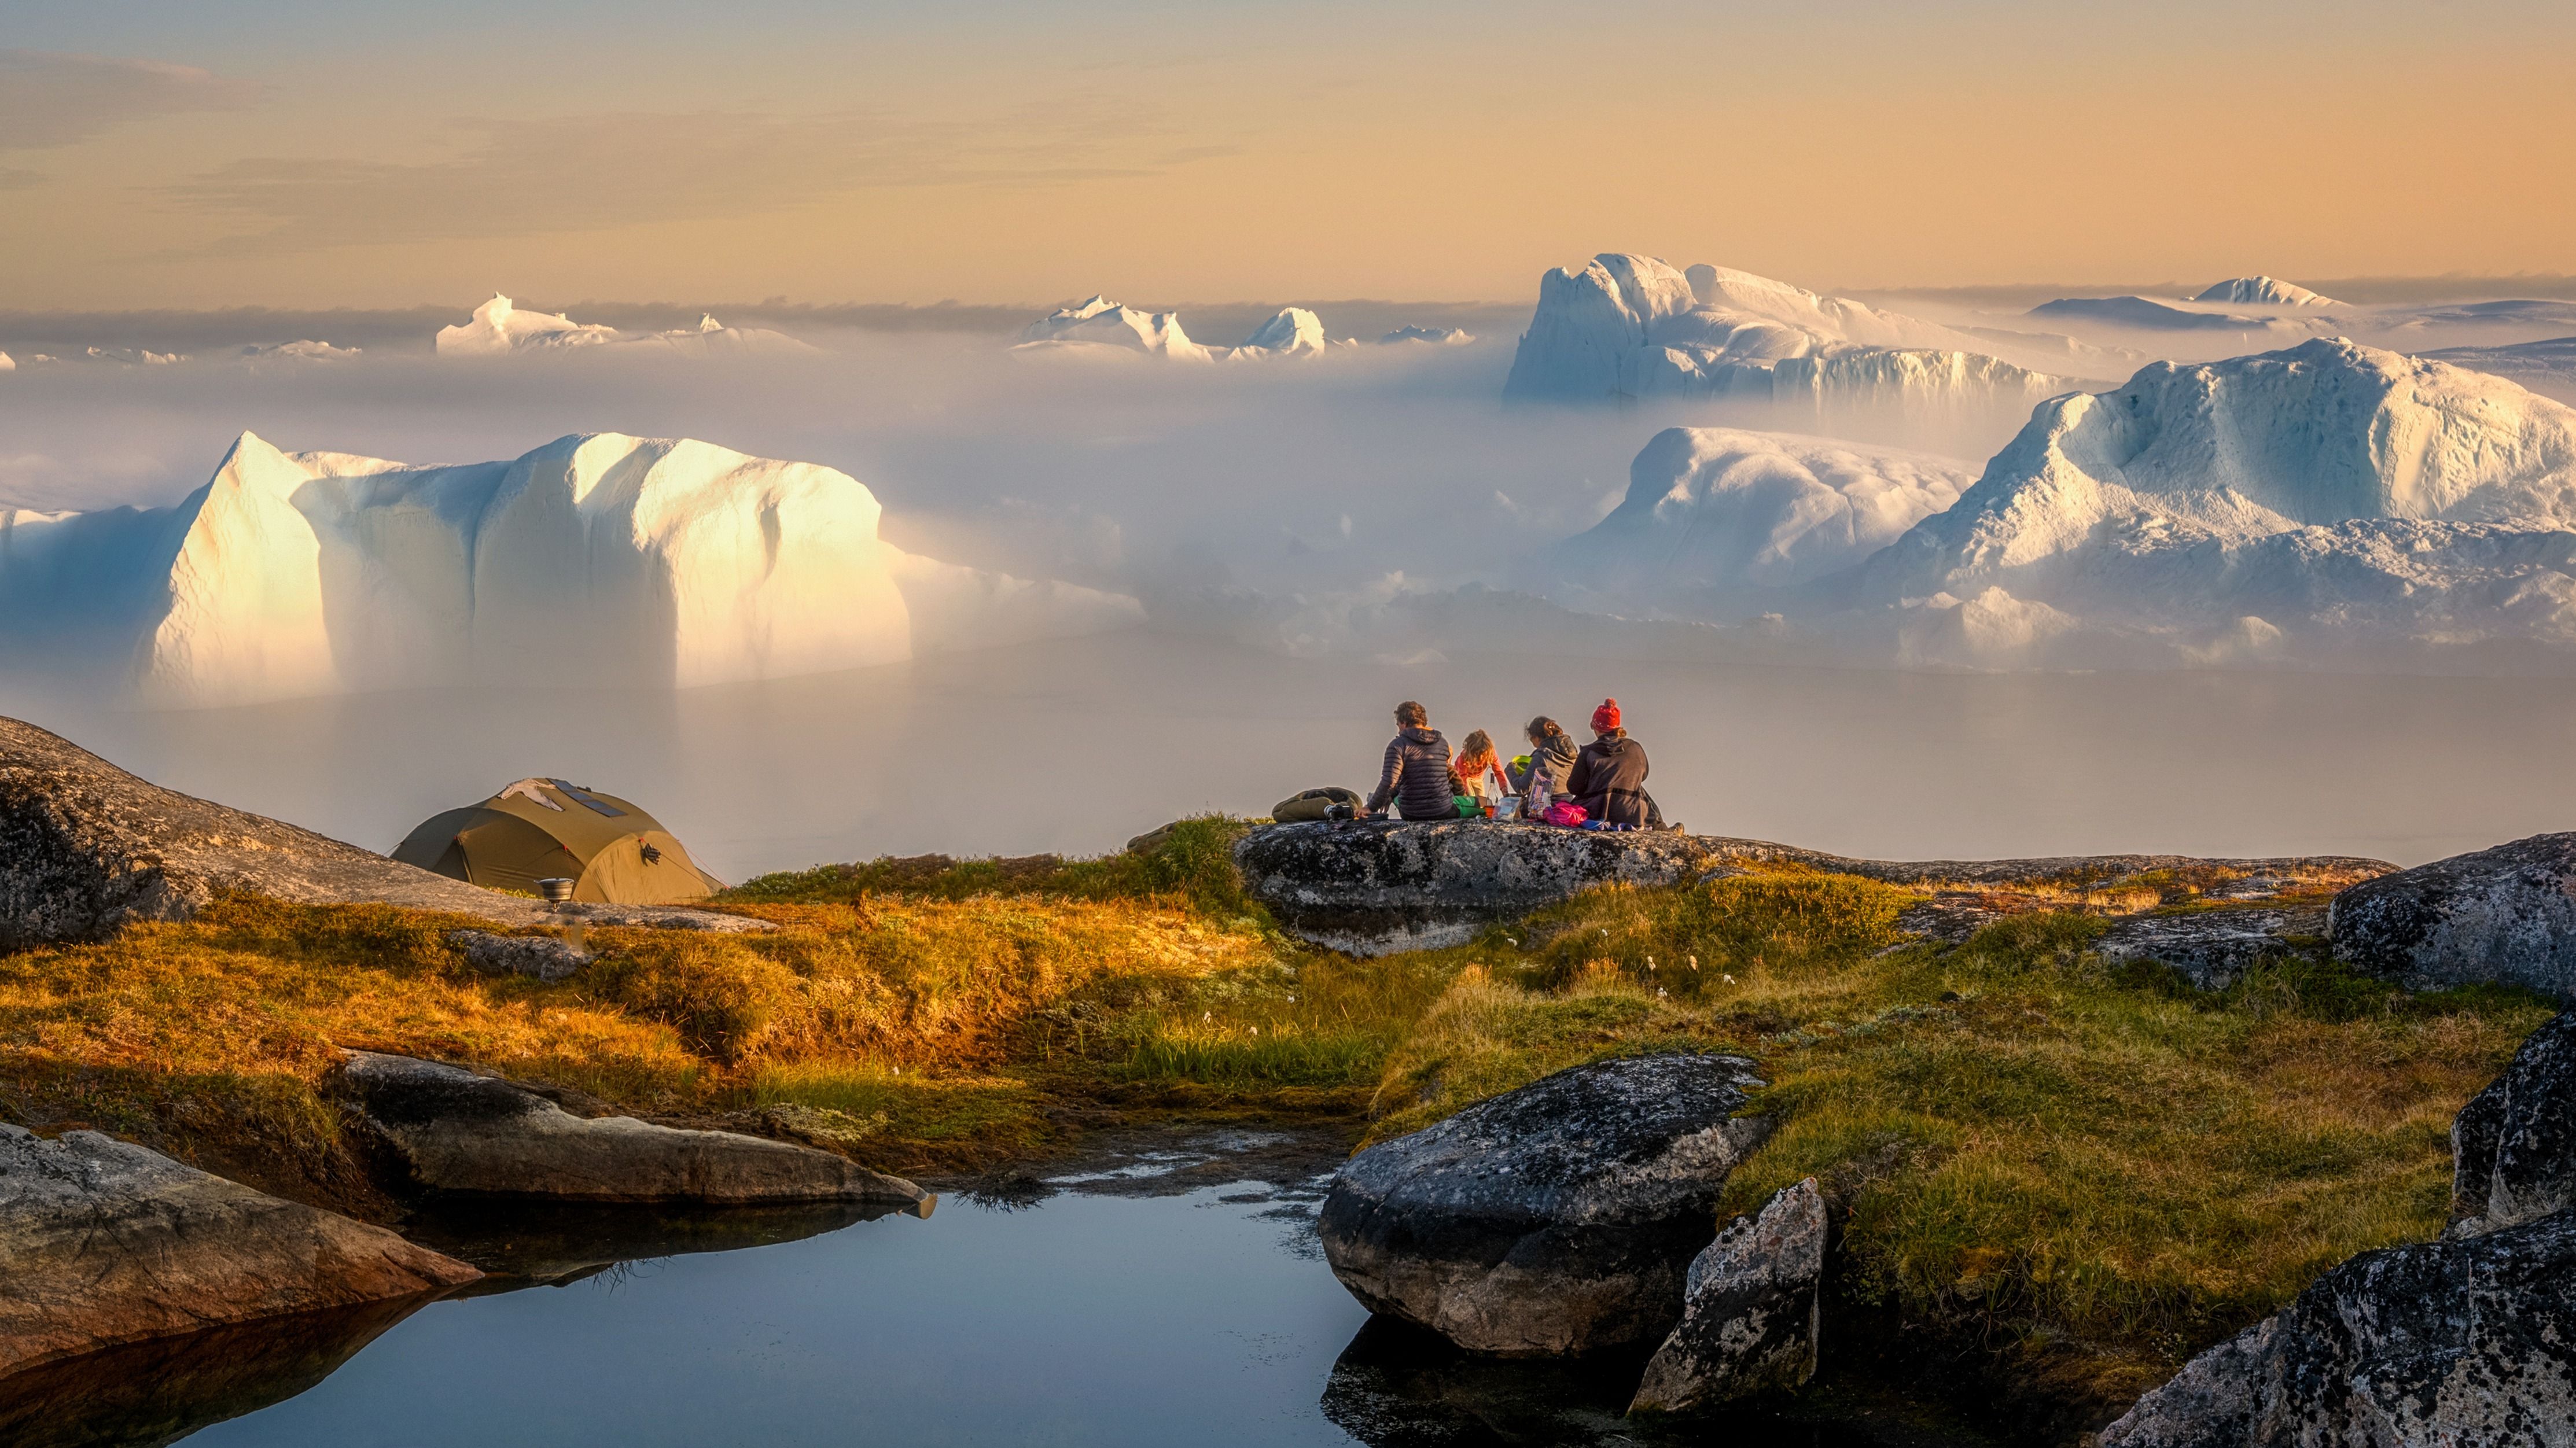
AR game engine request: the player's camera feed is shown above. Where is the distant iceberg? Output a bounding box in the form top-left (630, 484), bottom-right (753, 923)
top-left (1234, 307), bottom-right (1333, 358)
top-left (1502, 254), bottom-right (2089, 449)
top-left (2194, 276), bottom-right (2341, 308)
top-left (238, 340), bottom-right (360, 361)
top-left (434, 296), bottom-right (816, 358)
top-left (1014, 296), bottom-right (1213, 360)
top-left (1379, 325), bottom-right (1474, 347)
top-left (0, 433), bottom-right (1142, 706)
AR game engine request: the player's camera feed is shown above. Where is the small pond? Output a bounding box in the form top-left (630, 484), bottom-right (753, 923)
top-left (14, 1131), bottom-right (1971, 1447)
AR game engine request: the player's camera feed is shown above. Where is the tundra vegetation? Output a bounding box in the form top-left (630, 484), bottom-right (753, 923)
top-left (0, 817), bottom-right (2547, 1410)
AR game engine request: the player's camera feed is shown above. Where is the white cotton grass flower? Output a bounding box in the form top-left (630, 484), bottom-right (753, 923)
top-left (1646, 955), bottom-right (1657, 971)
top-left (1688, 955), bottom-right (1699, 971)
top-left (1723, 972), bottom-right (1736, 985)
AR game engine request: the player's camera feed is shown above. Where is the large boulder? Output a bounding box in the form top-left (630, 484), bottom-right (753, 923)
top-left (1318, 1053), bottom-right (1772, 1355)
top-left (0, 1123), bottom-right (481, 1379)
top-left (2330, 832), bottom-right (2576, 1000)
top-left (2448, 1011), bottom-right (2576, 1237)
top-left (2102, 1013), bottom-right (2576, 1445)
top-left (330, 1051), bottom-right (933, 1208)
top-left (1629, 1177), bottom-right (1828, 1412)
top-left (0, 714), bottom-right (760, 949)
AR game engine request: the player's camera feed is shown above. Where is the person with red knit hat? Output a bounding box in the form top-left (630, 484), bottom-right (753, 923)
top-left (1565, 697), bottom-right (1654, 828)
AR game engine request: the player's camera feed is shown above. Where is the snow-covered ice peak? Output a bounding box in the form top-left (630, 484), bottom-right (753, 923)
top-left (2194, 276), bottom-right (2341, 308)
top-left (1869, 337), bottom-right (2576, 607)
top-left (1015, 296), bottom-right (1211, 360)
top-left (0, 432), bottom-right (1142, 707)
top-left (1237, 307), bottom-right (1329, 356)
top-left (435, 293), bottom-right (622, 355)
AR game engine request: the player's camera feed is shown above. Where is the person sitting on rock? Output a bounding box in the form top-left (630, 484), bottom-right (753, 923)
top-left (1368, 701), bottom-right (1457, 821)
top-left (1514, 716), bottom-right (1579, 809)
top-left (1565, 698), bottom-right (1654, 828)
top-left (1452, 730), bottom-right (1512, 811)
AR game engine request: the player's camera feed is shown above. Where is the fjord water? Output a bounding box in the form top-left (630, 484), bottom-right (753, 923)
top-left (12, 630), bottom-right (2576, 882)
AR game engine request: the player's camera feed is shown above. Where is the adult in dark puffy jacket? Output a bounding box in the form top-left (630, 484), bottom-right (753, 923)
top-left (1565, 698), bottom-right (1653, 827)
top-left (1368, 701), bottom-right (1456, 821)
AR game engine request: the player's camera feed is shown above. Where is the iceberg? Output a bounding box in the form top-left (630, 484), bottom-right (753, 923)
top-left (0, 352), bottom-right (13, 371)
top-left (1857, 337), bottom-right (2576, 660)
top-left (1502, 255), bottom-right (2088, 448)
top-left (1233, 307), bottom-right (1332, 358)
top-left (2194, 277), bottom-right (2341, 308)
top-left (1546, 428), bottom-right (1971, 610)
top-left (433, 296), bottom-right (814, 357)
top-left (2423, 335), bottom-right (2576, 401)
top-left (0, 433), bottom-right (1142, 707)
top-left (1379, 325), bottom-right (1474, 347)
top-left (1014, 296), bottom-right (1212, 360)
top-left (238, 340), bottom-right (360, 361)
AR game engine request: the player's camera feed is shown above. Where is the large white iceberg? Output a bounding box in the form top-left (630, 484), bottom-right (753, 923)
top-left (1856, 337), bottom-right (2576, 660)
top-left (1234, 307), bottom-right (1332, 358)
top-left (434, 296), bottom-right (815, 358)
top-left (1014, 296), bottom-right (1212, 360)
top-left (0, 433), bottom-right (1142, 706)
top-left (1545, 428), bottom-right (1970, 611)
top-left (1502, 255), bottom-right (2088, 448)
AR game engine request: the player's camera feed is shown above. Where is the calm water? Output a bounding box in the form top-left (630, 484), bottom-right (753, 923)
top-left (10, 1134), bottom-right (1944, 1448)
top-left (11, 631), bottom-right (2576, 882)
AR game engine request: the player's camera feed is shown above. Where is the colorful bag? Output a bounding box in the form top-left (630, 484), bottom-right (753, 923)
top-left (1542, 801), bottom-right (1588, 828)
top-left (1454, 794), bottom-right (1482, 819)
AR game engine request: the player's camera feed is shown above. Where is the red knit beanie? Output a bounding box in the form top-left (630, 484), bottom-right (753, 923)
top-left (1591, 698), bottom-right (1621, 732)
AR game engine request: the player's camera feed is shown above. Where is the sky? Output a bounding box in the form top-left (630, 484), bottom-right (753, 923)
top-left (3, 0), bottom-right (2573, 308)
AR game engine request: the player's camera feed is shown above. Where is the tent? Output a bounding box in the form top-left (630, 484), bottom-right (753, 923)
top-left (392, 778), bottom-right (726, 904)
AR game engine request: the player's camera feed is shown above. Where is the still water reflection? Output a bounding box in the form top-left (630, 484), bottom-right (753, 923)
top-left (12, 1133), bottom-right (1948, 1448)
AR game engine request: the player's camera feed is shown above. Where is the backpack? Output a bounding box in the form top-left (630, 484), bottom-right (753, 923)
top-left (1272, 786), bottom-right (1360, 823)
top-left (1542, 801), bottom-right (1588, 828)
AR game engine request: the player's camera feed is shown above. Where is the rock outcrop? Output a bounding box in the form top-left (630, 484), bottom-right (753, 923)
top-left (330, 1051), bottom-right (933, 1208)
top-left (2448, 1011), bottom-right (2575, 1237)
top-left (2093, 907), bottom-right (2317, 990)
top-left (2101, 1012), bottom-right (2576, 1445)
top-left (1235, 819), bottom-right (2391, 957)
top-left (2331, 832), bottom-right (2576, 1000)
top-left (0, 715), bottom-right (762, 949)
top-left (1629, 1178), bottom-right (1828, 1412)
top-left (447, 929), bottom-right (593, 981)
top-left (1318, 1054), bottom-right (1771, 1355)
top-left (0, 1124), bottom-right (481, 1379)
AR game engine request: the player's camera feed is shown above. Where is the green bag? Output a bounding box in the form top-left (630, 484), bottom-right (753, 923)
top-left (1454, 794), bottom-right (1482, 819)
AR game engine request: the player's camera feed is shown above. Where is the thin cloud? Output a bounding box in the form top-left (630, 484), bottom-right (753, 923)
top-left (0, 50), bottom-right (259, 151)
top-left (162, 97), bottom-right (1218, 252)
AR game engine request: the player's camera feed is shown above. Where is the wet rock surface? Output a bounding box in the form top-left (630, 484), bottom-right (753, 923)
top-left (2103, 1013), bottom-right (2576, 1446)
top-left (0, 714), bottom-right (762, 947)
top-left (1319, 1053), bottom-right (1772, 1356)
top-left (0, 1123), bottom-right (481, 1380)
top-left (329, 1051), bottom-right (933, 1208)
top-left (1630, 1178), bottom-right (1828, 1413)
top-left (447, 928), bottom-right (593, 981)
top-left (1235, 819), bottom-right (2390, 956)
top-left (2331, 831), bottom-right (2576, 1000)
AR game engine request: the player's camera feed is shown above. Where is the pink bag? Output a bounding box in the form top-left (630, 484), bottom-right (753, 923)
top-left (1543, 801), bottom-right (1588, 828)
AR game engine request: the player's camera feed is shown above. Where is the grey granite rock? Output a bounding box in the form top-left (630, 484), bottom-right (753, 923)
top-left (2331, 832), bottom-right (2576, 1000)
top-left (1319, 1053), bottom-right (1771, 1356)
top-left (0, 1124), bottom-right (480, 1380)
top-left (329, 1051), bottom-right (933, 1208)
top-left (1630, 1177), bottom-right (1827, 1412)
top-left (2095, 907), bottom-right (2318, 989)
top-left (2449, 1011), bottom-right (2575, 1238)
top-left (1234, 819), bottom-right (2390, 956)
top-left (0, 714), bottom-right (763, 946)
top-left (447, 929), bottom-right (593, 982)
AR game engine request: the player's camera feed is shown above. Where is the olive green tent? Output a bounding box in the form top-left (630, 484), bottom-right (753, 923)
top-left (392, 778), bottom-right (725, 904)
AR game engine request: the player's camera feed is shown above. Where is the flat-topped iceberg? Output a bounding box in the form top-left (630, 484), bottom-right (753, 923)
top-left (0, 433), bottom-right (1141, 706)
top-left (2194, 276), bottom-right (2341, 308)
top-left (434, 296), bottom-right (815, 358)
